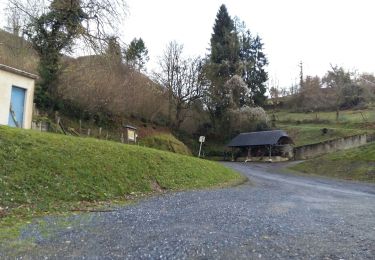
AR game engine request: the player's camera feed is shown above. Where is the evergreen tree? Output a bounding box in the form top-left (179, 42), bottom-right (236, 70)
top-left (246, 35), bottom-right (268, 105)
top-left (25, 0), bottom-right (86, 109)
top-left (125, 38), bottom-right (149, 71)
top-left (205, 4), bottom-right (240, 128)
top-left (210, 4), bottom-right (238, 69)
top-left (11, 0), bottom-right (127, 109)
top-left (203, 5), bottom-right (269, 133)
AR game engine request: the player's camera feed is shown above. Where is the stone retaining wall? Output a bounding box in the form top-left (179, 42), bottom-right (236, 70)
top-left (294, 134), bottom-right (368, 160)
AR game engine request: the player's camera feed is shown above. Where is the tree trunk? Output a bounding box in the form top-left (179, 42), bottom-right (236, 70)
top-left (175, 104), bottom-right (182, 130)
top-left (168, 88), bottom-right (173, 126)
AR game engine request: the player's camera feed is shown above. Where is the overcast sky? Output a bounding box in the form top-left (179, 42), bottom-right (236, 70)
top-left (1, 0), bottom-right (374, 88)
top-left (122, 0), bottom-right (375, 88)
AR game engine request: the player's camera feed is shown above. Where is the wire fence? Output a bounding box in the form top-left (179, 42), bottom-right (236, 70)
top-left (31, 114), bottom-right (137, 145)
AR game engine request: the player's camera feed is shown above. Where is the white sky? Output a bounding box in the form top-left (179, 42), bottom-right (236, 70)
top-left (122, 0), bottom-right (375, 88)
top-left (1, 0), bottom-right (375, 88)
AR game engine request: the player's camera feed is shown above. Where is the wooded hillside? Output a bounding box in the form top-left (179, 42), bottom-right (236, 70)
top-left (0, 29), bottom-right (38, 73)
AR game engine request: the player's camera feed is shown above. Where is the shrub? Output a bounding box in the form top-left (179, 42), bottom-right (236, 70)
top-left (229, 106), bottom-right (270, 133)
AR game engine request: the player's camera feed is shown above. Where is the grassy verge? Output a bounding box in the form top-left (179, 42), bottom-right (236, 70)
top-left (270, 108), bottom-right (375, 146)
top-left (290, 143), bottom-right (375, 183)
top-left (273, 108), bottom-right (375, 125)
top-left (0, 126), bottom-right (244, 240)
top-left (280, 124), bottom-right (367, 146)
top-left (139, 133), bottom-right (192, 155)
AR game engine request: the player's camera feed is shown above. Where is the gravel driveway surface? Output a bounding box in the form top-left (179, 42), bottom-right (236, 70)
top-left (3, 162), bottom-right (375, 259)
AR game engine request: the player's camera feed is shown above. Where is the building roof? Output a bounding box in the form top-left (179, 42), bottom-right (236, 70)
top-left (124, 124), bottom-right (137, 130)
top-left (227, 130), bottom-right (293, 147)
top-left (0, 64), bottom-right (38, 80)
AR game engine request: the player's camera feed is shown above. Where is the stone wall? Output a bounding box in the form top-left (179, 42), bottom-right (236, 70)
top-left (294, 134), bottom-right (368, 160)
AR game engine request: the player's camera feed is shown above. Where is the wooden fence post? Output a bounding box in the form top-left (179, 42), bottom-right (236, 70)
top-left (56, 117), bottom-right (60, 133)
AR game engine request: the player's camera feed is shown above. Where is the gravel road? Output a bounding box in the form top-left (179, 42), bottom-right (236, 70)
top-left (4, 162), bottom-right (375, 259)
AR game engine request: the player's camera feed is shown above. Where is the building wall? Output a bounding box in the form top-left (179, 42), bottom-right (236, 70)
top-left (294, 134), bottom-right (368, 160)
top-left (0, 69), bottom-right (35, 129)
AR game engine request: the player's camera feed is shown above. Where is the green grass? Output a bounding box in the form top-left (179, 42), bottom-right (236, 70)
top-left (290, 143), bottom-right (375, 183)
top-left (280, 124), bottom-right (367, 147)
top-left (273, 108), bottom-right (375, 125)
top-left (139, 133), bottom-right (192, 155)
top-left (0, 126), bottom-right (243, 232)
top-left (269, 108), bottom-right (375, 146)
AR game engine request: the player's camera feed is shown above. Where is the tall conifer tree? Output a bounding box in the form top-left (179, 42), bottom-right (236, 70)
top-left (205, 4), bottom-right (240, 128)
top-left (204, 4), bottom-right (269, 133)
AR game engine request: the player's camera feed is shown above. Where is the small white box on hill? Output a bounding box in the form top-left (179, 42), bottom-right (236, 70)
top-left (0, 64), bottom-right (38, 129)
top-left (123, 125), bottom-right (137, 143)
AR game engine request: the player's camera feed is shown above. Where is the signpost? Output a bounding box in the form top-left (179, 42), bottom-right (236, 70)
top-left (198, 136), bottom-right (205, 158)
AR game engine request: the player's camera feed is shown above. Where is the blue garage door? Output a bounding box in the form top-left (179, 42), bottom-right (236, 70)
top-left (8, 86), bottom-right (26, 128)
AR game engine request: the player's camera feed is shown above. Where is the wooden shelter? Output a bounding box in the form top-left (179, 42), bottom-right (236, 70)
top-left (227, 130), bottom-right (294, 162)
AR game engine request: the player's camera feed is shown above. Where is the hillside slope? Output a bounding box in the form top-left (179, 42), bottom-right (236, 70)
top-left (0, 29), bottom-right (169, 126)
top-left (291, 142), bottom-right (375, 182)
top-left (271, 108), bottom-right (375, 146)
top-left (0, 127), bottom-right (243, 220)
top-left (0, 29), bottom-right (38, 73)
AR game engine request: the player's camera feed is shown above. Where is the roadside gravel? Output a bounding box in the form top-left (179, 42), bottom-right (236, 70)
top-left (3, 162), bottom-right (375, 259)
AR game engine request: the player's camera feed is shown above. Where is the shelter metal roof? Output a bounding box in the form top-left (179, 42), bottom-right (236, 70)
top-left (227, 130), bottom-right (292, 147)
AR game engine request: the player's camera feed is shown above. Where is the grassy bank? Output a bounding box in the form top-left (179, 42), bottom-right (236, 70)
top-left (0, 126), bottom-right (243, 229)
top-left (290, 143), bottom-right (375, 183)
top-left (280, 124), bottom-right (366, 146)
top-left (139, 133), bottom-right (192, 155)
top-left (273, 108), bottom-right (375, 125)
top-left (269, 108), bottom-right (374, 146)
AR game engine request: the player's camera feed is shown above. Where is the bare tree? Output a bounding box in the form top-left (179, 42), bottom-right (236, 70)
top-left (322, 65), bottom-right (352, 121)
top-left (155, 41), bottom-right (205, 129)
top-left (4, 3), bottom-right (24, 35)
top-left (356, 73), bottom-right (375, 101)
top-left (8, 0), bottom-right (127, 52)
top-left (59, 55), bottom-right (168, 123)
top-left (6, 0), bottom-right (127, 108)
top-left (268, 77), bottom-right (280, 112)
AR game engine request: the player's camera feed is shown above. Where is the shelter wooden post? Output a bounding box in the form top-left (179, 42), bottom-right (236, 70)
top-left (268, 145), bottom-right (272, 162)
top-left (246, 147), bottom-right (252, 162)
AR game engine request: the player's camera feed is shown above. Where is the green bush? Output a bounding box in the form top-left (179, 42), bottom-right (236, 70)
top-left (139, 134), bottom-right (191, 155)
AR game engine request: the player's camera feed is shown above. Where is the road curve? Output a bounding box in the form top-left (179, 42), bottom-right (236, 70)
top-left (4, 162), bottom-right (375, 259)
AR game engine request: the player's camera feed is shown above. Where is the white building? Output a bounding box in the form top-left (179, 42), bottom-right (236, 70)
top-left (0, 64), bottom-right (37, 129)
